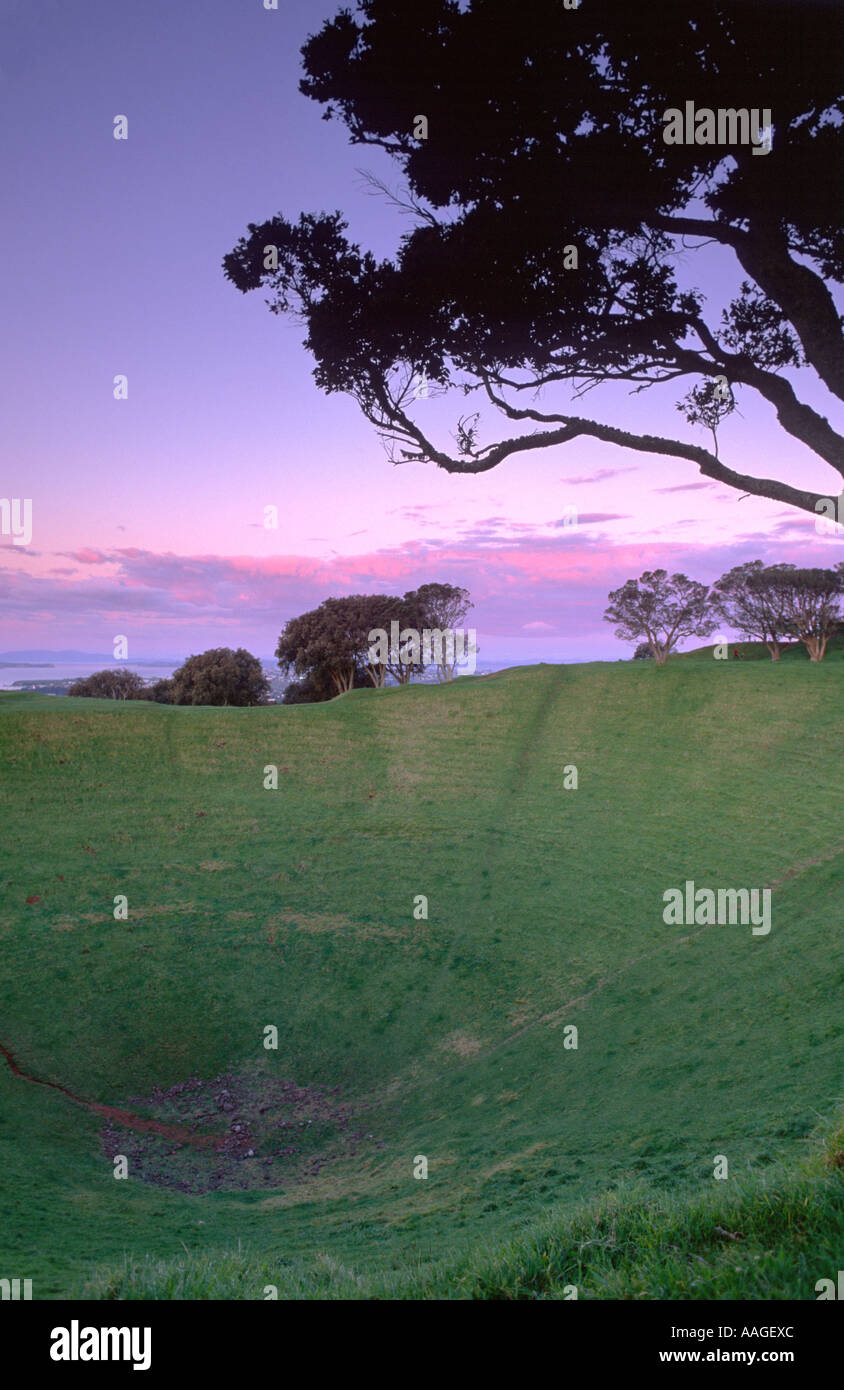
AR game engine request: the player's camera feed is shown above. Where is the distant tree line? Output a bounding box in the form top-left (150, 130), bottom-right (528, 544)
top-left (68, 648), bottom-right (270, 706)
top-left (607, 562), bottom-right (844, 664)
top-left (66, 561), bottom-right (842, 710)
top-left (66, 584), bottom-right (474, 707)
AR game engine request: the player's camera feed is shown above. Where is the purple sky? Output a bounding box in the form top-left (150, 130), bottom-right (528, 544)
top-left (1, 0), bottom-right (841, 662)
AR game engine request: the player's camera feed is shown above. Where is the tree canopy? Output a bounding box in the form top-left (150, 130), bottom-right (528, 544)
top-left (403, 582), bottom-right (474, 679)
top-left (777, 565), bottom-right (844, 662)
top-left (604, 569), bottom-right (716, 663)
top-left (607, 561), bottom-right (843, 661)
top-left (276, 594), bottom-right (398, 694)
top-left (68, 669), bottom-right (147, 700)
top-left (224, 0), bottom-right (843, 516)
top-left (277, 584), bottom-right (475, 696)
top-left (170, 648), bottom-right (270, 706)
top-left (710, 560), bottom-right (796, 659)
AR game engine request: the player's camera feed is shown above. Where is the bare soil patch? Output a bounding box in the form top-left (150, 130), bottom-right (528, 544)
top-left (101, 1069), bottom-right (387, 1193)
top-left (0, 1043), bottom-right (386, 1195)
top-left (441, 1031), bottom-right (483, 1057)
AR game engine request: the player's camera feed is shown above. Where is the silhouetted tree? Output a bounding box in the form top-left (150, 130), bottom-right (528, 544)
top-left (224, 0), bottom-right (843, 517)
top-left (604, 570), bottom-right (715, 664)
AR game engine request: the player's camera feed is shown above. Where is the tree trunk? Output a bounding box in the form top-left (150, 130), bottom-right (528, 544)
top-left (802, 635), bottom-right (827, 662)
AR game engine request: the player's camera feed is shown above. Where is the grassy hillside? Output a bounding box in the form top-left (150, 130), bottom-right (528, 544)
top-left (1, 659), bottom-right (842, 1298)
top-left (677, 633), bottom-right (844, 662)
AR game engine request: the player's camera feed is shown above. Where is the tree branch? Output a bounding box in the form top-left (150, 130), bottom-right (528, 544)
top-left (376, 374), bottom-right (829, 516)
top-left (650, 215), bottom-right (844, 403)
top-left (676, 345), bottom-right (844, 478)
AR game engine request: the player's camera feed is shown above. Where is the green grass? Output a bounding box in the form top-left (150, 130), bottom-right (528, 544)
top-left (1, 656), bottom-right (842, 1299)
top-left (677, 633), bottom-right (844, 661)
top-left (87, 1146), bottom-right (844, 1300)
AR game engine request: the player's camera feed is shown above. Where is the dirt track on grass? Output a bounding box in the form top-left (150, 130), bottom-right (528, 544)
top-left (0, 1043), bottom-right (386, 1192)
top-left (0, 1041), bottom-right (224, 1149)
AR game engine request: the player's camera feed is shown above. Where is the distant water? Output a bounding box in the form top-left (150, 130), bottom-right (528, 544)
top-left (0, 657), bottom-right (548, 694)
top-left (0, 662), bottom-right (180, 691)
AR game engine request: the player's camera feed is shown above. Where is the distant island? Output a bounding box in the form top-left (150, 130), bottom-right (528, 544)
top-left (11, 678), bottom-right (76, 694)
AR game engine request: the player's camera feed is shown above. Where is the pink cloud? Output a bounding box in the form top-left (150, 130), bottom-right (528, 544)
top-left (65, 548), bottom-right (108, 565)
top-left (2, 524), bottom-right (836, 657)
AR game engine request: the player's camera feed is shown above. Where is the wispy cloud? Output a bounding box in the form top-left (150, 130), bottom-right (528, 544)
top-left (562, 467), bottom-right (638, 485)
top-left (64, 548), bottom-right (108, 565)
top-left (554, 512), bottom-right (629, 526)
top-left (1, 523), bottom-right (834, 655)
top-left (653, 481), bottom-right (716, 494)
